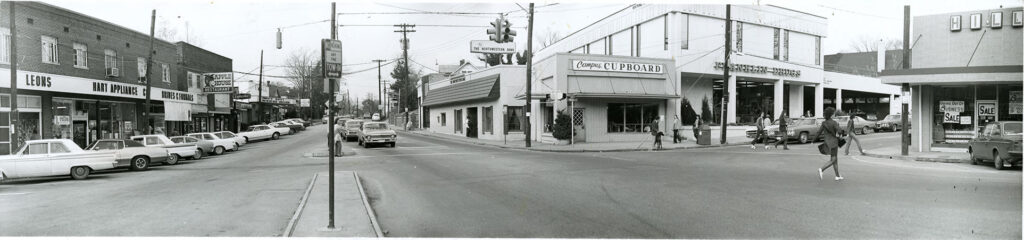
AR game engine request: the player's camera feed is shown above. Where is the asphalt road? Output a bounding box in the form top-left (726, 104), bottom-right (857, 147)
top-left (1, 126), bottom-right (1020, 238)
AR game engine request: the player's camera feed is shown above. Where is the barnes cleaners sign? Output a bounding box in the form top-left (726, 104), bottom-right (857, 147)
top-left (571, 60), bottom-right (664, 74)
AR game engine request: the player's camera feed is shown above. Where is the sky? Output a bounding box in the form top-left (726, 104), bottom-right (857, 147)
top-left (38, 0), bottom-right (1023, 100)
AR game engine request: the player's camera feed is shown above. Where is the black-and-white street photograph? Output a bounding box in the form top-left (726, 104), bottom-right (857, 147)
top-left (0, 0), bottom-right (1021, 239)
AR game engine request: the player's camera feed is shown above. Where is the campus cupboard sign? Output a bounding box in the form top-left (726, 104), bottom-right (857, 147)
top-left (571, 60), bottom-right (664, 74)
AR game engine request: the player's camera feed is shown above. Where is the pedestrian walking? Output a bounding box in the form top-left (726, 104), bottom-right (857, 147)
top-left (750, 112), bottom-right (767, 149)
top-left (817, 107), bottom-right (844, 181)
top-left (672, 115), bottom-right (683, 143)
top-left (651, 118), bottom-right (662, 150)
top-left (693, 114), bottom-right (702, 140)
top-left (773, 112), bottom-right (789, 150)
top-left (844, 113), bottom-right (864, 155)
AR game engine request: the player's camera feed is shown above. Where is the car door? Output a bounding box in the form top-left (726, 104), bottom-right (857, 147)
top-left (48, 142), bottom-right (75, 175)
top-left (988, 123), bottom-right (1005, 160)
top-left (15, 143), bottom-right (51, 178)
top-left (979, 123), bottom-right (996, 160)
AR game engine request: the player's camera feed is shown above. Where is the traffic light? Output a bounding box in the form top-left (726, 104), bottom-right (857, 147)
top-left (487, 18), bottom-right (503, 42)
top-left (502, 19), bottom-right (516, 42)
top-left (276, 28), bottom-right (282, 49)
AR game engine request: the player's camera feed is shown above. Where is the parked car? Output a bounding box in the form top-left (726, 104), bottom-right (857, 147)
top-left (835, 115), bottom-right (876, 135)
top-left (0, 139), bottom-right (116, 181)
top-left (287, 118), bottom-right (311, 127)
top-left (371, 113), bottom-right (381, 121)
top-left (749, 118), bottom-right (826, 144)
top-left (271, 120), bottom-right (304, 133)
top-left (969, 121), bottom-right (1023, 170)
top-left (238, 124), bottom-right (291, 142)
top-left (876, 114), bottom-right (912, 132)
top-left (186, 133), bottom-right (237, 155)
top-left (130, 134), bottom-right (199, 164)
top-left (341, 119), bottom-right (365, 141)
top-left (357, 122), bottom-right (397, 148)
top-left (87, 139), bottom-right (170, 171)
top-left (169, 136), bottom-right (213, 160)
top-left (214, 131), bottom-right (246, 148)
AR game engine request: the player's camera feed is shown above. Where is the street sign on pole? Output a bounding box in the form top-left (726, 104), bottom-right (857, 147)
top-left (470, 40), bottom-right (516, 54)
top-left (322, 38), bottom-right (343, 79)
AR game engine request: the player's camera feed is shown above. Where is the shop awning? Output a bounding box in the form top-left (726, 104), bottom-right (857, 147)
top-left (163, 102), bottom-right (190, 121)
top-left (422, 74), bottom-right (500, 107)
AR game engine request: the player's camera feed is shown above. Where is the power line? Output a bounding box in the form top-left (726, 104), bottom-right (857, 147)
top-left (408, 59), bottom-right (438, 73)
top-left (340, 24), bottom-right (526, 29)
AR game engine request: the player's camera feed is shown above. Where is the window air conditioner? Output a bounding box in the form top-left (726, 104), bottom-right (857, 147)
top-left (106, 67), bottom-right (119, 77)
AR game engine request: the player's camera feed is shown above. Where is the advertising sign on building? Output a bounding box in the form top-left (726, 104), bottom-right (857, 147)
top-left (202, 72), bottom-right (234, 93)
top-left (978, 102), bottom-right (997, 116)
top-left (939, 101), bottom-right (965, 112)
top-left (571, 60), bottom-right (664, 74)
top-left (943, 111), bottom-right (960, 123)
top-left (1010, 91), bottom-right (1022, 115)
top-left (55, 116), bottom-right (71, 125)
top-left (470, 40), bottom-right (516, 54)
top-left (300, 99), bottom-right (311, 107)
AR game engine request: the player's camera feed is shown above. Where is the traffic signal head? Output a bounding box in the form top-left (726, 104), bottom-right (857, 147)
top-left (488, 18), bottom-right (504, 42)
top-left (502, 19), bottom-right (516, 42)
top-left (276, 28), bottom-right (282, 49)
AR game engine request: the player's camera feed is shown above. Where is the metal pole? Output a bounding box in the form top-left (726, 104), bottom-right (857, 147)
top-left (524, 3), bottom-right (534, 148)
top-left (145, 9), bottom-right (156, 134)
top-left (373, 59), bottom-right (385, 117)
top-left (901, 5), bottom-right (910, 156)
top-left (8, 2), bottom-right (18, 151)
top-left (258, 50), bottom-right (264, 123)
top-left (720, 4), bottom-right (732, 145)
top-left (327, 2), bottom-right (337, 230)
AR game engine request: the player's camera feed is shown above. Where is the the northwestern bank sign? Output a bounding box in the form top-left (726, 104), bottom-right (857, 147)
top-left (0, 69), bottom-right (197, 104)
top-left (571, 60), bottom-right (664, 74)
top-left (713, 62), bottom-right (801, 77)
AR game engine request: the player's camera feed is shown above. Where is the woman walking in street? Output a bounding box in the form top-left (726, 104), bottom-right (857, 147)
top-left (844, 112), bottom-right (864, 155)
top-left (817, 107), bottom-right (843, 181)
top-left (750, 112), bottom-right (767, 149)
top-left (773, 112), bottom-right (789, 150)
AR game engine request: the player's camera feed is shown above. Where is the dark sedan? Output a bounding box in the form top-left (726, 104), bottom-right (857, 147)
top-left (969, 121), bottom-right (1022, 170)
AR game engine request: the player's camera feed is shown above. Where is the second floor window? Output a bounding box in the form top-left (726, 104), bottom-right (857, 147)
top-left (137, 57), bottom-right (147, 83)
top-left (73, 43), bottom-right (87, 69)
top-left (104, 49), bottom-right (119, 76)
top-left (0, 28), bottom-right (9, 64)
top-left (41, 35), bottom-right (58, 64)
top-left (161, 63), bottom-right (170, 83)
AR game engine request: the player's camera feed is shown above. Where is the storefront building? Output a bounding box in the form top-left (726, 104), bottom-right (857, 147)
top-left (0, 2), bottom-right (205, 153)
top-left (882, 7), bottom-right (1023, 152)
top-left (178, 42), bottom-right (235, 133)
top-left (422, 65), bottom-right (527, 141)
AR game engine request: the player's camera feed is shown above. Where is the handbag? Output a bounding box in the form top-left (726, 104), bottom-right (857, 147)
top-left (817, 143), bottom-right (830, 155)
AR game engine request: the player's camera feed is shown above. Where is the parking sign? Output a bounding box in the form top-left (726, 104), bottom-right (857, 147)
top-left (322, 39), bottom-right (342, 79)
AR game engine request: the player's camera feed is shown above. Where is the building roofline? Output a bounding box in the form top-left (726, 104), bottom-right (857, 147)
top-left (766, 4), bottom-right (827, 19)
top-left (534, 4), bottom-right (636, 54)
top-left (28, 2), bottom-right (178, 47)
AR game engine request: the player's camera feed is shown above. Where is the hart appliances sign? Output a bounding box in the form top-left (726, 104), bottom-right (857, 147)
top-left (0, 69), bottom-right (197, 104)
top-left (571, 60), bottom-right (664, 74)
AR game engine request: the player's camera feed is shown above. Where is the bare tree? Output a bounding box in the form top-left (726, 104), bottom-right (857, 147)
top-left (848, 36), bottom-right (903, 52)
top-left (283, 49), bottom-right (330, 118)
top-left (536, 27), bottom-right (563, 48)
top-left (156, 19), bottom-right (203, 46)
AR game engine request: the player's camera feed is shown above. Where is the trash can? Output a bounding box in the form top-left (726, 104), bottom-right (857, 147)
top-left (697, 125), bottom-right (712, 145)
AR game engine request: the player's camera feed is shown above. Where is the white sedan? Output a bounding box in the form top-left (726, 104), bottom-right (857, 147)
top-left (0, 139), bottom-right (116, 181)
top-left (214, 131), bottom-right (246, 148)
top-left (187, 133), bottom-right (238, 155)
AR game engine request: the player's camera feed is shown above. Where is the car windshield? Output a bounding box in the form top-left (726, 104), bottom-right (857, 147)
top-left (885, 115), bottom-right (900, 121)
top-left (247, 126), bottom-right (259, 132)
top-left (794, 119), bottom-right (816, 126)
top-left (170, 137), bottom-right (184, 143)
top-left (1003, 123), bottom-right (1022, 135)
top-left (364, 123), bottom-right (387, 130)
top-left (347, 121), bottom-right (363, 127)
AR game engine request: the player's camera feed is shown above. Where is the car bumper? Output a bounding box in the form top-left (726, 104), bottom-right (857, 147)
top-left (364, 137), bottom-right (396, 143)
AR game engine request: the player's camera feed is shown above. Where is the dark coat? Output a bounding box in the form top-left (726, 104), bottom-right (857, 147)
top-left (816, 119), bottom-right (841, 149)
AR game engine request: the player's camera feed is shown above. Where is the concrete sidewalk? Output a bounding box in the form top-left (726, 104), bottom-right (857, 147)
top-left (398, 127), bottom-right (752, 152)
top-left (287, 171), bottom-right (382, 237)
top-left (863, 146), bottom-right (971, 163)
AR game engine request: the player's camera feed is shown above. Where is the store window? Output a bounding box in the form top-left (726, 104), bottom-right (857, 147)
top-left (440, 113), bottom-right (446, 126)
top-left (483, 106), bottom-right (493, 134)
top-left (998, 84), bottom-right (1023, 122)
top-left (73, 43), bottom-right (87, 69)
top-left (0, 95), bottom-right (42, 155)
top-left (607, 103), bottom-right (659, 133)
top-left (454, 109), bottom-right (463, 133)
top-left (933, 86), bottom-right (975, 145)
top-left (51, 99), bottom-right (73, 140)
top-left (506, 106), bottom-right (524, 132)
top-left (41, 35), bottom-right (58, 64)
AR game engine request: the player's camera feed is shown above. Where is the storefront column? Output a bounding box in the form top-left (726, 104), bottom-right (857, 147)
top-left (789, 84), bottom-right (804, 117)
top-left (835, 88), bottom-right (843, 112)
top-left (773, 79), bottom-right (784, 119)
top-left (727, 75), bottom-right (737, 123)
top-left (889, 94), bottom-right (898, 117)
top-left (814, 83), bottom-right (824, 117)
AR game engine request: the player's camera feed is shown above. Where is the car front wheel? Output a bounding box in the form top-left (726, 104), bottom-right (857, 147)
top-left (969, 148), bottom-right (979, 165)
top-left (192, 149), bottom-right (204, 160)
top-left (130, 156), bottom-right (150, 171)
top-left (214, 146), bottom-right (225, 155)
top-left (799, 132), bottom-right (810, 144)
top-left (271, 133), bottom-right (280, 140)
top-left (994, 150), bottom-right (1007, 170)
top-left (166, 154), bottom-right (180, 165)
top-left (70, 166), bottom-right (90, 180)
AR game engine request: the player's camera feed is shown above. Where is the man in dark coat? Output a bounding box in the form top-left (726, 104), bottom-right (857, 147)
top-left (773, 112), bottom-right (789, 150)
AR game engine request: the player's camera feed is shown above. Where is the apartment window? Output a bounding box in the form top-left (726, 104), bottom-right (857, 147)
top-left (454, 109), bottom-right (463, 133)
top-left (440, 113), bottom-right (447, 126)
top-left (187, 71), bottom-right (198, 88)
top-left (483, 106), bottom-right (493, 134)
top-left (41, 35), bottom-right (58, 64)
top-left (161, 63), bottom-right (170, 83)
top-left (681, 14), bottom-right (689, 50)
top-left (73, 43), bottom-right (87, 69)
top-left (607, 103), bottom-right (659, 133)
top-left (783, 30), bottom-right (790, 61)
top-left (773, 28), bottom-right (780, 60)
top-left (0, 28), bottom-right (9, 64)
top-left (735, 22), bottom-right (743, 53)
top-left (137, 57), bottom-right (147, 82)
top-left (814, 36), bottom-right (821, 66)
top-left (506, 106), bottom-right (523, 132)
top-left (610, 28), bottom-right (632, 56)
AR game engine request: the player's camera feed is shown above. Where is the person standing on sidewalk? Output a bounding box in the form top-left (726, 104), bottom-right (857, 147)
top-left (750, 112), bottom-right (767, 149)
top-left (650, 118), bottom-right (662, 150)
top-left (672, 115), bottom-right (683, 143)
top-left (693, 114), bottom-right (702, 141)
top-left (773, 112), bottom-right (789, 150)
top-left (843, 113), bottom-right (864, 155)
top-left (817, 107), bottom-right (843, 181)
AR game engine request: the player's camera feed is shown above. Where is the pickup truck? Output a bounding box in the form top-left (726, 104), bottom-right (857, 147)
top-left (131, 134), bottom-right (200, 163)
top-left (187, 133), bottom-right (237, 155)
top-left (237, 124), bottom-right (291, 142)
top-left (0, 139), bottom-right (117, 181)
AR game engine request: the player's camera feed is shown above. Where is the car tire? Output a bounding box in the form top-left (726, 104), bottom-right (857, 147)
top-left (243, 137), bottom-right (249, 143)
top-left (271, 133), bottom-right (280, 140)
top-left (130, 156), bottom-right (150, 171)
top-left (166, 154), bottom-right (180, 165)
top-left (70, 166), bottom-right (90, 180)
top-left (192, 149), bottom-right (204, 160)
top-left (214, 146), bottom-right (225, 155)
top-left (862, 126), bottom-right (870, 135)
top-left (969, 148), bottom-right (979, 165)
top-left (994, 150), bottom-right (1006, 170)
top-left (389, 142), bottom-right (396, 148)
top-left (234, 143), bottom-right (240, 151)
top-left (799, 132), bottom-right (810, 144)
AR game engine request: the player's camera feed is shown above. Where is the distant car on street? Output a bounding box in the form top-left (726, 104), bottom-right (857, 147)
top-left (238, 124), bottom-right (290, 142)
top-left (342, 119), bottom-right (365, 141)
top-left (358, 122), bottom-right (397, 148)
top-left (271, 120), bottom-right (305, 133)
top-left (287, 118), bottom-right (311, 127)
top-left (0, 139), bottom-right (117, 181)
top-left (169, 136), bottom-right (214, 160)
top-left (187, 133), bottom-right (237, 155)
top-left (835, 115), bottom-right (876, 135)
top-left (130, 134), bottom-right (199, 164)
top-left (969, 121), bottom-right (1023, 170)
top-left (751, 118), bottom-right (825, 144)
top-left (876, 114), bottom-right (912, 132)
top-left (87, 139), bottom-right (170, 171)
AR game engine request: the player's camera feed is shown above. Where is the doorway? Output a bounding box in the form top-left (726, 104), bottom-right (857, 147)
top-left (572, 107), bottom-right (585, 143)
top-left (467, 107), bottom-right (478, 138)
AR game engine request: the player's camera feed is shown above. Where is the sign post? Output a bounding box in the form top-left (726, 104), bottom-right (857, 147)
top-left (323, 2), bottom-right (339, 230)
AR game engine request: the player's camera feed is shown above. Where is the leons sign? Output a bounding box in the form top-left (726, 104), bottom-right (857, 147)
top-left (713, 62), bottom-right (801, 77)
top-left (571, 60), bottom-right (664, 74)
top-left (0, 69), bottom-right (196, 104)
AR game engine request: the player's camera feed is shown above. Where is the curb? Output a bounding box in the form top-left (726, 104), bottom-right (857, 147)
top-left (283, 172), bottom-right (318, 237)
top-left (862, 151), bottom-right (971, 164)
top-left (400, 130), bottom-right (748, 153)
top-left (353, 172), bottom-right (384, 238)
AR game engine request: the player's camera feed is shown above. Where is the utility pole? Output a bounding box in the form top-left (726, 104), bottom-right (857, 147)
top-left (373, 59), bottom-right (386, 117)
top-left (901, 5), bottom-right (910, 156)
top-left (258, 50), bottom-right (264, 123)
top-left (524, 3), bottom-right (534, 147)
top-left (8, 2), bottom-right (18, 151)
top-left (144, 9), bottom-right (156, 134)
top-left (394, 24), bottom-right (415, 120)
top-left (327, 1), bottom-right (337, 230)
top-left (720, 4), bottom-right (732, 145)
